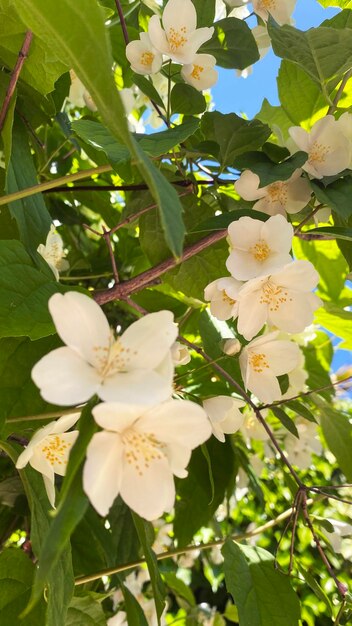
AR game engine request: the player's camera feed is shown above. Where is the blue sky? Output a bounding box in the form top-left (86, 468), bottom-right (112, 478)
top-left (213, 0), bottom-right (339, 118)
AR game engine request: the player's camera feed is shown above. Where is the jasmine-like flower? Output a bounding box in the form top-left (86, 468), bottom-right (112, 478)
top-left (235, 169), bottom-right (311, 216)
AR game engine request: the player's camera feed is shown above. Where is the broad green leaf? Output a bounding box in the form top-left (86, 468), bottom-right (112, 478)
top-left (66, 595), bottom-right (107, 626)
top-left (174, 438), bottom-right (236, 546)
top-left (163, 573), bottom-right (196, 607)
top-left (256, 98), bottom-right (292, 141)
top-left (307, 226), bottom-right (352, 241)
top-left (193, 0), bottom-right (216, 27)
top-left (319, 2), bottom-right (352, 11)
top-left (0, 72), bottom-right (16, 171)
top-left (333, 212), bottom-right (352, 269)
top-left (272, 407), bottom-right (299, 438)
top-left (277, 60), bottom-right (327, 127)
top-left (269, 22), bottom-right (352, 97)
top-left (132, 73), bottom-right (164, 109)
top-left (0, 0), bottom-right (66, 94)
top-left (171, 83), bottom-right (206, 115)
top-left (16, 0), bottom-right (185, 257)
top-left (1, 442), bottom-right (74, 626)
top-left (222, 539), bottom-right (301, 626)
top-left (296, 564), bottom-right (333, 617)
top-left (200, 112), bottom-right (271, 169)
top-left (192, 208), bottom-right (269, 233)
top-left (108, 497), bottom-right (141, 568)
top-left (71, 507), bottom-right (115, 577)
top-left (0, 336), bottom-right (59, 434)
top-left (310, 177), bottom-right (352, 220)
top-left (233, 151), bottom-right (308, 186)
top-left (320, 406), bottom-right (352, 481)
top-left (6, 119), bottom-right (52, 254)
top-left (122, 586), bottom-right (149, 626)
top-left (0, 549), bottom-right (46, 625)
top-left (132, 513), bottom-right (166, 624)
top-left (202, 17), bottom-right (259, 70)
top-left (286, 400), bottom-right (317, 423)
top-left (315, 303), bottom-right (352, 349)
top-left (28, 405), bottom-right (97, 612)
top-left (0, 240), bottom-right (77, 340)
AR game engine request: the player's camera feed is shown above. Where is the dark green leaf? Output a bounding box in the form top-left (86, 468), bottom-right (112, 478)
top-left (222, 539), bottom-right (301, 626)
top-left (108, 497), bottom-right (141, 568)
top-left (200, 112), bottom-right (271, 169)
top-left (311, 178), bottom-right (352, 220)
top-left (122, 585), bottom-right (149, 626)
top-left (296, 564), bottom-right (333, 617)
top-left (132, 513), bottom-right (166, 624)
top-left (286, 400), bottom-right (317, 423)
top-left (66, 595), bottom-right (107, 626)
top-left (163, 572), bottom-right (196, 606)
top-left (272, 407), bottom-right (299, 437)
top-left (307, 226), bottom-right (352, 241)
top-left (6, 119), bottom-right (52, 254)
top-left (171, 83), bottom-right (206, 115)
top-left (138, 118), bottom-right (200, 156)
top-left (193, 0), bottom-right (215, 27)
top-left (202, 17), bottom-right (259, 70)
top-left (192, 208), bottom-right (269, 232)
top-left (0, 549), bottom-right (46, 626)
top-left (132, 73), bottom-right (165, 109)
top-left (233, 151), bottom-right (308, 186)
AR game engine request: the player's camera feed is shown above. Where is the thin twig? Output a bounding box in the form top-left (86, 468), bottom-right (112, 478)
top-left (114, 0), bottom-right (129, 45)
top-left (293, 204), bottom-right (324, 234)
top-left (327, 68), bottom-right (352, 115)
top-left (94, 229), bottom-right (228, 305)
top-left (0, 31), bottom-right (33, 131)
top-left (102, 226), bottom-right (119, 283)
top-left (43, 179), bottom-right (223, 194)
top-left (74, 500), bottom-right (311, 585)
top-left (261, 376), bottom-right (352, 409)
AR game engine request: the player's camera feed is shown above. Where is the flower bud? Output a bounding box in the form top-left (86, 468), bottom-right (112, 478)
top-left (222, 338), bottom-right (241, 356)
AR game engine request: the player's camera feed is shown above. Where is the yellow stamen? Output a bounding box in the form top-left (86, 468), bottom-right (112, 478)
top-left (140, 51), bottom-right (154, 67)
top-left (168, 26), bottom-right (187, 52)
top-left (191, 64), bottom-right (204, 80)
top-left (249, 352), bottom-right (269, 373)
top-left (250, 240), bottom-right (271, 262)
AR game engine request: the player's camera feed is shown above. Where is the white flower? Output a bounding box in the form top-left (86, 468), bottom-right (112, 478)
top-left (226, 215), bottom-right (293, 281)
top-left (152, 519), bottom-right (173, 552)
top-left (289, 115), bottom-right (351, 179)
top-left (181, 54), bottom-right (218, 91)
top-left (252, 0), bottom-right (296, 25)
top-left (239, 331), bottom-right (301, 403)
top-left (126, 32), bottom-right (163, 75)
top-left (229, 4), bottom-right (250, 19)
top-left (171, 341), bottom-right (191, 365)
top-left (241, 408), bottom-right (270, 441)
top-left (325, 519), bottom-right (352, 553)
top-left (203, 395), bottom-right (245, 442)
top-left (83, 399), bottom-right (211, 520)
top-left (235, 260), bottom-right (321, 340)
top-left (284, 419), bottom-right (322, 469)
top-left (37, 225), bottom-right (69, 281)
top-left (148, 0), bottom-right (214, 64)
top-left (16, 413), bottom-right (80, 507)
top-left (68, 70), bottom-right (97, 111)
top-left (108, 612), bottom-right (128, 626)
top-left (281, 348), bottom-right (307, 399)
top-left (235, 169), bottom-right (311, 217)
top-left (32, 292), bottom-right (178, 406)
top-left (204, 277), bottom-right (242, 320)
top-left (178, 548), bottom-right (200, 568)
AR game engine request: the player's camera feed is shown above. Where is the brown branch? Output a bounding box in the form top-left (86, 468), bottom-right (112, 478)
top-left (261, 375), bottom-right (352, 409)
top-left (114, 0), bottom-right (129, 45)
top-left (94, 229), bottom-right (227, 305)
top-left (0, 31), bottom-right (33, 131)
top-left (43, 179), bottom-right (226, 194)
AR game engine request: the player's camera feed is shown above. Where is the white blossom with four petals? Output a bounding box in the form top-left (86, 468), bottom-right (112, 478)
top-left (204, 276), bottom-right (242, 320)
top-left (289, 115), bottom-right (352, 179)
top-left (239, 331), bottom-right (301, 403)
top-left (16, 413), bottom-right (80, 507)
top-left (235, 260), bottom-right (321, 340)
top-left (235, 169), bottom-right (311, 216)
top-left (148, 0), bottom-right (214, 64)
top-left (32, 292), bottom-right (178, 406)
top-left (203, 395), bottom-right (245, 442)
top-left (83, 399), bottom-right (211, 520)
top-left (226, 215), bottom-right (293, 280)
top-left (37, 225), bottom-right (69, 281)
top-left (126, 32), bottom-right (163, 75)
top-left (252, 0), bottom-right (296, 25)
top-left (181, 53), bottom-right (218, 91)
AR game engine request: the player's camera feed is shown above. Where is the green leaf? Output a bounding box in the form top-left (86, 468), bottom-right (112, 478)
top-left (28, 405), bottom-right (97, 612)
top-left (315, 303), bottom-right (352, 349)
top-left (202, 17), bottom-right (259, 70)
top-left (0, 549), bottom-right (46, 625)
top-left (132, 513), bottom-right (166, 624)
top-left (272, 407), bottom-right (299, 438)
top-left (193, 0), bottom-right (215, 26)
top-left (138, 118), bottom-right (200, 156)
top-left (0, 73), bottom-right (16, 171)
top-left (174, 438), bottom-right (236, 546)
top-left (0, 240), bottom-right (78, 340)
top-left (307, 226), bottom-right (352, 241)
top-left (200, 112), bottom-right (271, 169)
top-left (108, 497), bottom-right (141, 568)
top-left (122, 585), bottom-right (148, 626)
top-left (163, 573), bottom-right (196, 606)
top-left (233, 151), bottom-right (308, 186)
top-left (16, 0), bottom-right (185, 257)
top-left (277, 60), bottom-right (328, 125)
top-left (6, 119), bottom-right (52, 254)
top-left (296, 564), bottom-right (333, 617)
top-left (132, 73), bottom-right (164, 109)
top-left (320, 406), bottom-right (352, 481)
top-left (256, 98), bottom-right (292, 141)
top-left (310, 178), bottom-right (352, 220)
top-left (192, 208), bottom-right (269, 233)
top-left (1, 442), bottom-right (74, 626)
top-left (171, 83), bottom-right (206, 115)
top-left (269, 22), bottom-right (352, 94)
top-left (222, 539), bottom-right (301, 626)
top-left (71, 120), bottom-right (129, 166)
top-left (66, 595), bottom-right (107, 626)
top-left (286, 400), bottom-right (317, 423)
top-left (0, 0), bottom-right (66, 94)
top-left (0, 336), bottom-right (60, 434)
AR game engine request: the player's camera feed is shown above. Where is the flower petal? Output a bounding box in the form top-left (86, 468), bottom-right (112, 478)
top-left (262, 214), bottom-right (293, 253)
top-left (92, 402), bottom-right (145, 433)
top-left (83, 431), bottom-right (123, 517)
top-left (51, 412), bottom-right (81, 434)
top-left (162, 0), bottom-right (197, 34)
top-left (100, 369), bottom-right (173, 405)
top-left (237, 289), bottom-right (268, 340)
top-left (263, 340), bottom-right (300, 375)
top-left (48, 292), bottom-right (111, 367)
top-left (235, 170), bottom-right (264, 201)
top-left (120, 311), bottom-right (177, 371)
top-left (32, 347), bottom-right (101, 406)
top-left (246, 369), bottom-right (283, 404)
top-left (166, 443), bottom-right (191, 478)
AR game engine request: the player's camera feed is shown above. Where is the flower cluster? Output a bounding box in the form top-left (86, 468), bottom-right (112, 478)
top-left (205, 214), bottom-right (322, 403)
top-left (24, 292), bottom-right (211, 520)
top-left (126, 0), bottom-right (217, 92)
